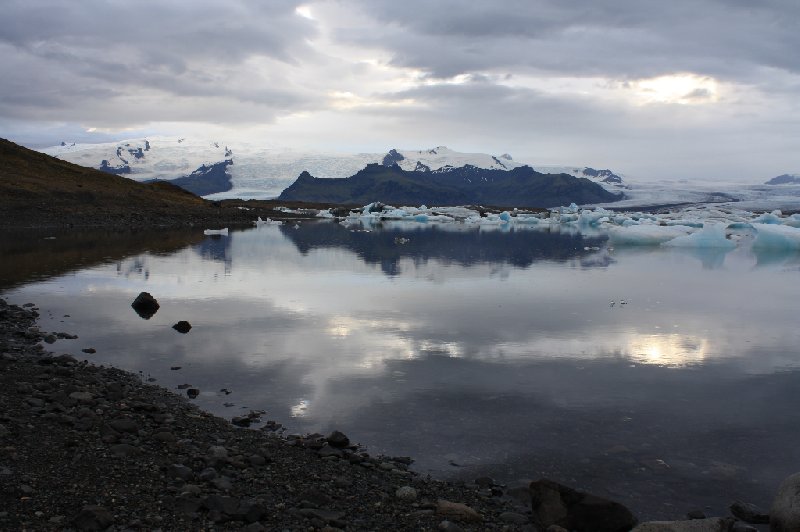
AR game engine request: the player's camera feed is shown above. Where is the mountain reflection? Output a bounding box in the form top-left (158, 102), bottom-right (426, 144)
top-left (280, 221), bottom-right (610, 275)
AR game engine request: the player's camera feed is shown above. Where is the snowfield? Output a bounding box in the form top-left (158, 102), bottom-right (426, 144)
top-left (41, 137), bottom-right (799, 211)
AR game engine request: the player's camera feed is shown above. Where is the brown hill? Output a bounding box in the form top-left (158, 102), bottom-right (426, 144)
top-left (0, 137), bottom-right (215, 227)
top-left (0, 138), bottom-right (332, 228)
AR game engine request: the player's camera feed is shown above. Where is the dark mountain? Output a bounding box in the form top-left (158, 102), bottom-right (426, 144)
top-left (278, 163), bottom-right (622, 208)
top-left (99, 159), bottom-right (131, 175)
top-left (765, 174), bottom-right (800, 185)
top-left (582, 168), bottom-right (623, 184)
top-left (166, 160), bottom-right (233, 196)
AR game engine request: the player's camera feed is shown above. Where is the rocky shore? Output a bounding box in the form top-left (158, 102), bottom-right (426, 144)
top-left (3, 297), bottom-right (796, 531)
top-left (0, 298), bottom-right (536, 531)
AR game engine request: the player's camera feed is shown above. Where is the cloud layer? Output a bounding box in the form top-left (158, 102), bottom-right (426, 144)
top-left (1, 0), bottom-right (798, 179)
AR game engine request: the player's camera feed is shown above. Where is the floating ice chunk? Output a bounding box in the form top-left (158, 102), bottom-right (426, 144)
top-left (752, 223), bottom-right (800, 250)
top-left (513, 215), bottom-right (540, 224)
top-left (662, 224), bottom-right (736, 249)
top-left (203, 228), bottom-right (229, 235)
top-left (727, 221), bottom-right (754, 230)
top-left (753, 212), bottom-right (783, 224)
top-left (785, 214), bottom-right (800, 228)
top-left (578, 208), bottom-right (612, 227)
top-left (414, 214), bottom-right (429, 222)
top-left (663, 219), bottom-right (704, 228)
top-left (499, 211), bottom-right (511, 222)
top-left (316, 210), bottom-right (334, 218)
top-left (608, 225), bottom-right (691, 246)
top-left (254, 217), bottom-right (282, 226)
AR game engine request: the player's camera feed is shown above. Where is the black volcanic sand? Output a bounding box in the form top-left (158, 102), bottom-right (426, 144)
top-left (0, 298), bottom-right (536, 531)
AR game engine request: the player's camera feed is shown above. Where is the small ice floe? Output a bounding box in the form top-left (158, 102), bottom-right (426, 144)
top-left (394, 237), bottom-right (410, 244)
top-left (609, 300), bottom-right (615, 307)
top-left (254, 216), bottom-right (282, 226)
top-left (203, 228), bottom-right (228, 235)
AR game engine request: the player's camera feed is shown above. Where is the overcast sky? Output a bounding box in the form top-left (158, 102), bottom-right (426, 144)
top-left (1, 0), bottom-right (798, 181)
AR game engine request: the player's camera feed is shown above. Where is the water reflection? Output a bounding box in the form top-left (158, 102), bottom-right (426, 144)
top-left (281, 222), bottom-right (610, 275)
top-left (3, 222), bottom-right (800, 520)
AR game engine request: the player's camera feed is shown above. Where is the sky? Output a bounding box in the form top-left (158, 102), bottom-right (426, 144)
top-left (0, 0), bottom-right (798, 181)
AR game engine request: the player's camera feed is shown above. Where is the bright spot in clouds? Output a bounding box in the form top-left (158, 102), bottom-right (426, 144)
top-left (295, 5), bottom-right (313, 19)
top-left (632, 74), bottom-right (719, 105)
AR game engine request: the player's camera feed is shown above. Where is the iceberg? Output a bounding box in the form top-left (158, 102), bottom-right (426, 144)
top-left (752, 223), bottom-right (800, 250)
top-left (662, 224), bottom-right (736, 249)
top-left (608, 225), bottom-right (692, 246)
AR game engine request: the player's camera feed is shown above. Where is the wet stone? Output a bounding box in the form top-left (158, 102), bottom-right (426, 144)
top-left (72, 505), bottom-right (114, 531)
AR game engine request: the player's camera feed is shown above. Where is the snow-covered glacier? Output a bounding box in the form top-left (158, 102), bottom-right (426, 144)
top-left (41, 137), bottom-right (800, 211)
top-left (40, 138), bottom-right (626, 200)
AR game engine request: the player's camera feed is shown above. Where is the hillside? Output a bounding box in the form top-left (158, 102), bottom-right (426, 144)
top-left (278, 163), bottom-right (622, 208)
top-left (0, 138), bottom-right (324, 228)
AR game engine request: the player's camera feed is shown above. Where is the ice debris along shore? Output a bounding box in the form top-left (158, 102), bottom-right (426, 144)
top-left (292, 202), bottom-right (800, 251)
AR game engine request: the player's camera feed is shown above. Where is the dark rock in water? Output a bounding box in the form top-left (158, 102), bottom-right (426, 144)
top-left (72, 505), bottom-right (114, 531)
top-left (172, 321), bottom-right (192, 334)
top-left (186, 388), bottom-right (200, 399)
top-left (81, 348), bottom-right (96, 354)
top-left (317, 444), bottom-right (343, 458)
top-left (131, 292), bottom-right (159, 320)
top-left (231, 416), bottom-right (252, 427)
top-left (729, 500), bottom-right (768, 524)
top-left (326, 430), bottom-right (350, 448)
top-left (772, 472), bottom-right (800, 531)
top-left (529, 478), bottom-right (637, 532)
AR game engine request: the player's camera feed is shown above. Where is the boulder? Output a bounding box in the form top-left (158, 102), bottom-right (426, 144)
top-left (72, 505), bottom-right (114, 531)
top-left (730, 501), bottom-right (768, 524)
top-left (326, 430), bottom-right (350, 448)
top-left (529, 478), bottom-right (637, 532)
top-left (436, 499), bottom-right (482, 523)
top-left (131, 292), bottom-right (159, 319)
top-left (771, 472), bottom-right (800, 531)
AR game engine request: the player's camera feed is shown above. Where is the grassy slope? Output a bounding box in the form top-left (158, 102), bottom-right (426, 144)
top-left (0, 138), bottom-right (207, 217)
top-left (0, 139), bottom-right (337, 228)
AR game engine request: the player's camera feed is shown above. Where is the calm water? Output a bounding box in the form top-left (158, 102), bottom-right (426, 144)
top-left (3, 221), bottom-right (800, 520)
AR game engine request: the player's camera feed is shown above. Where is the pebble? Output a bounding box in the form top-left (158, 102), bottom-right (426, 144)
top-left (436, 500), bottom-right (482, 523)
top-left (396, 486), bottom-right (418, 502)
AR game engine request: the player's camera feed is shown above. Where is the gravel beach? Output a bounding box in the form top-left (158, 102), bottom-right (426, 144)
top-left (0, 297), bottom-right (535, 531)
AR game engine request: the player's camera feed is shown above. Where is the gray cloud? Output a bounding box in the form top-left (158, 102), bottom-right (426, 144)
top-left (0, 0), bottom-right (318, 126)
top-left (341, 0), bottom-right (800, 84)
top-left (0, 0), bottom-right (798, 179)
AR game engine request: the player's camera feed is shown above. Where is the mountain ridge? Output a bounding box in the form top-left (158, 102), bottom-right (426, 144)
top-left (40, 138), bottom-right (627, 199)
top-left (278, 163), bottom-right (622, 208)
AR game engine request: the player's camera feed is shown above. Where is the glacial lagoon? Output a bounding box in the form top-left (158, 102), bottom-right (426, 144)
top-left (2, 217), bottom-right (800, 520)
